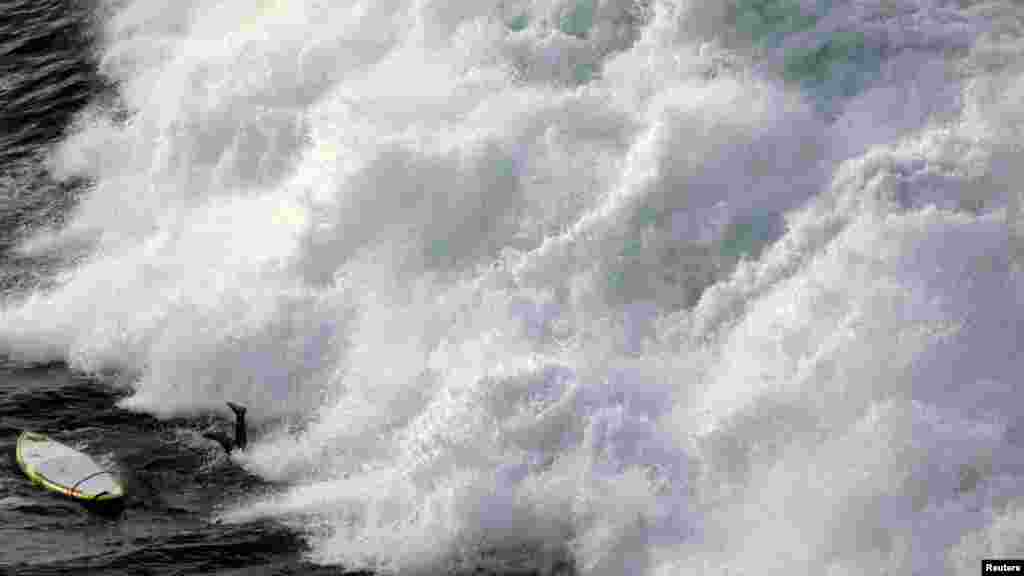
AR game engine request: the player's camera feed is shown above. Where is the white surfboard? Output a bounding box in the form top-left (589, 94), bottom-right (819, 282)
top-left (16, 431), bottom-right (124, 503)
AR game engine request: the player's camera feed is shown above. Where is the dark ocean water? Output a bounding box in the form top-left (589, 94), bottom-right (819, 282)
top-left (0, 363), bottom-right (366, 575)
top-left (0, 1), bottom-right (358, 574)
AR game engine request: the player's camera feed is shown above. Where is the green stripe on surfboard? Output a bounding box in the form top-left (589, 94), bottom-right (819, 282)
top-left (16, 431), bottom-right (124, 503)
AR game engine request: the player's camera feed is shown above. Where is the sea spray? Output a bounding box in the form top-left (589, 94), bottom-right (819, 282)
top-left (1, 0), bottom-right (1023, 574)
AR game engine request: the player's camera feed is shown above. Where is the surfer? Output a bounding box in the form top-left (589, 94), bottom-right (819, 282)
top-left (202, 401), bottom-right (248, 453)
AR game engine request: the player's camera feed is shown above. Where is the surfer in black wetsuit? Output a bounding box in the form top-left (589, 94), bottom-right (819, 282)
top-left (202, 401), bottom-right (247, 453)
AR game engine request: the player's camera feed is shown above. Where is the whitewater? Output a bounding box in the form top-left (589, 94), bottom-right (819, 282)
top-left (2, 0), bottom-right (1023, 574)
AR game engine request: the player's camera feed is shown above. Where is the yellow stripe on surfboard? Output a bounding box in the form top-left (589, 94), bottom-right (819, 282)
top-left (16, 431), bottom-right (124, 503)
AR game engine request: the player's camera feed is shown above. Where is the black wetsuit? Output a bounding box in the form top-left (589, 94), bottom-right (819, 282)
top-left (203, 404), bottom-right (247, 453)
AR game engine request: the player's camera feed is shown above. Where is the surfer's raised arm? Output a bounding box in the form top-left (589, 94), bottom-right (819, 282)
top-left (226, 401), bottom-right (247, 450)
top-left (202, 402), bottom-right (248, 453)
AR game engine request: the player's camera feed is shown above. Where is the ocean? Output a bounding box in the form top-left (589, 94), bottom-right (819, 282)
top-left (1, 0), bottom-right (1023, 574)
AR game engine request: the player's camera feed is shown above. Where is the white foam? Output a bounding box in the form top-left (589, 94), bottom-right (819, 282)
top-left (3, 0), bottom-right (1024, 574)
